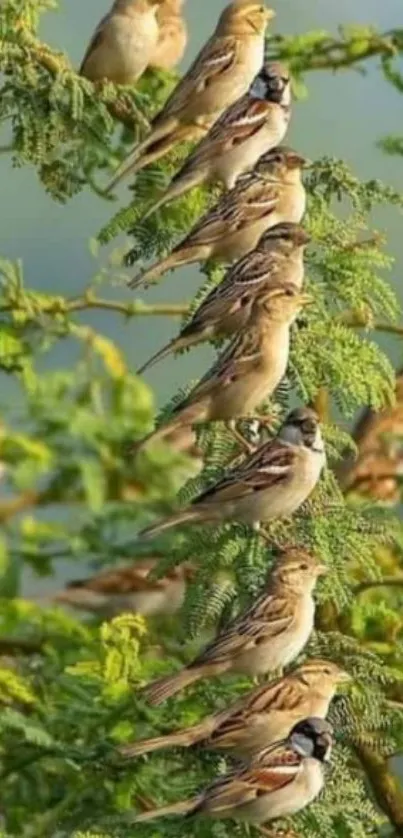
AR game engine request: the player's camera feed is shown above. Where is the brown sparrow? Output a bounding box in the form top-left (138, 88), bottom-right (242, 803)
top-left (120, 658), bottom-right (349, 758)
top-left (53, 557), bottom-right (194, 618)
top-left (336, 369), bottom-right (403, 503)
top-left (106, 1), bottom-right (274, 190)
top-left (142, 548), bottom-right (326, 704)
top-left (136, 287), bottom-right (309, 450)
top-left (138, 407), bottom-right (325, 541)
top-left (150, 0), bottom-right (188, 70)
top-left (136, 62), bottom-right (291, 222)
top-left (137, 222), bottom-right (310, 374)
top-left (80, 0), bottom-right (164, 85)
top-left (133, 717), bottom-right (333, 823)
top-left (128, 146), bottom-right (308, 292)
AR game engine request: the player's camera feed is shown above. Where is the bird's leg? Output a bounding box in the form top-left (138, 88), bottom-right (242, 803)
top-left (225, 420), bottom-right (257, 455)
top-left (257, 526), bottom-right (273, 544)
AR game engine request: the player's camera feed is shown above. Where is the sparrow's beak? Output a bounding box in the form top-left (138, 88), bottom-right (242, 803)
top-left (298, 293), bottom-right (314, 307)
top-left (338, 670), bottom-right (353, 684)
top-left (316, 564), bottom-right (327, 577)
top-left (302, 157), bottom-right (313, 168)
top-left (264, 8), bottom-right (276, 22)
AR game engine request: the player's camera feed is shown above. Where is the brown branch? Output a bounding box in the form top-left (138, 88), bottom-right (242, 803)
top-left (315, 605), bottom-right (403, 835)
top-left (354, 744), bottom-right (403, 836)
top-left (0, 637), bottom-right (44, 656)
top-left (0, 295), bottom-right (189, 319)
top-left (269, 29), bottom-right (403, 73)
top-left (354, 577), bottom-right (403, 595)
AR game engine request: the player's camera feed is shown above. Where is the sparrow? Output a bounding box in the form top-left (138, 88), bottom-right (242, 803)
top-left (138, 405), bottom-right (325, 542)
top-left (149, 0), bottom-right (188, 70)
top-left (137, 222), bottom-right (310, 374)
top-left (53, 557), bottom-right (195, 618)
top-left (142, 548), bottom-right (326, 704)
top-left (336, 369), bottom-right (403, 503)
top-left (135, 62), bottom-right (291, 222)
top-left (105, 1), bottom-right (274, 190)
top-left (120, 658), bottom-right (349, 758)
top-left (79, 0), bottom-right (164, 85)
top-left (128, 146), bottom-right (308, 292)
top-left (136, 286), bottom-right (309, 450)
top-left (133, 717), bottom-right (333, 824)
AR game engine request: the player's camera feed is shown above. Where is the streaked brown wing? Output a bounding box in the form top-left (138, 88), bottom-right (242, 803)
top-left (192, 593), bottom-right (293, 668)
top-left (186, 328), bottom-right (261, 400)
top-left (79, 16), bottom-right (108, 74)
top-left (159, 34), bottom-right (237, 118)
top-left (195, 441), bottom-right (296, 505)
top-left (185, 179), bottom-right (278, 246)
top-left (179, 98), bottom-right (270, 174)
top-left (246, 678), bottom-right (304, 714)
top-left (229, 249), bottom-right (282, 289)
top-left (204, 747), bottom-right (300, 811)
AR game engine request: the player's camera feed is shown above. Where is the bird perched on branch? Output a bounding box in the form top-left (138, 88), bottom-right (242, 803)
top-left (53, 557), bottom-right (195, 618)
top-left (137, 222), bottom-right (310, 374)
top-left (128, 146), bottom-right (308, 292)
top-left (136, 286), bottom-right (309, 450)
top-left (133, 62), bottom-right (291, 222)
top-left (133, 717), bottom-right (333, 824)
top-left (138, 407), bottom-right (325, 540)
top-left (150, 0), bottom-right (188, 70)
top-left (141, 548), bottom-right (326, 705)
top-left (80, 0), bottom-right (164, 85)
top-left (121, 659), bottom-right (348, 758)
top-left (106, 1), bottom-right (274, 190)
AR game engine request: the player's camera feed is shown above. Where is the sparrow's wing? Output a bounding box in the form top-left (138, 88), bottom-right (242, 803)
top-left (79, 15), bottom-right (109, 74)
top-left (191, 592), bottom-right (294, 668)
top-left (202, 746), bottom-right (300, 812)
top-left (184, 177), bottom-right (278, 246)
top-left (156, 34), bottom-right (238, 120)
top-left (228, 248), bottom-right (284, 290)
top-left (65, 560), bottom-right (156, 594)
top-left (180, 328), bottom-right (262, 404)
top-left (195, 440), bottom-right (296, 504)
top-left (184, 250), bottom-right (280, 334)
top-left (178, 97), bottom-right (271, 174)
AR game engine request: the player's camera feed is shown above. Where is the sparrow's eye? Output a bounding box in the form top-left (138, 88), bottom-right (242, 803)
top-left (285, 288), bottom-right (294, 297)
top-left (299, 562), bottom-right (309, 571)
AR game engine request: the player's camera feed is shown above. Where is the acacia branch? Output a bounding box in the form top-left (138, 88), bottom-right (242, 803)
top-left (0, 295), bottom-right (189, 319)
top-left (354, 744), bottom-right (403, 836)
top-left (269, 29), bottom-right (403, 72)
top-left (354, 577), bottom-right (403, 594)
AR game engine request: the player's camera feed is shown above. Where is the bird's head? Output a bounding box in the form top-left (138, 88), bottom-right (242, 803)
top-left (278, 406), bottom-right (323, 454)
top-left (289, 717), bottom-right (334, 763)
top-left (256, 146), bottom-right (311, 180)
top-left (251, 61), bottom-right (291, 105)
top-left (298, 658), bottom-right (352, 696)
top-left (218, 2), bottom-right (275, 36)
top-left (269, 547), bottom-right (326, 594)
top-left (253, 284), bottom-right (312, 326)
top-left (257, 222), bottom-right (311, 253)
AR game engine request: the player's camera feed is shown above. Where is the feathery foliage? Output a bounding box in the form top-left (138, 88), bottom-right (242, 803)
top-left (0, 1), bottom-right (403, 837)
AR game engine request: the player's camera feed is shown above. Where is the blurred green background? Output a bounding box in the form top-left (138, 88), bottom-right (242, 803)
top-left (1, 0), bottom-right (403, 593)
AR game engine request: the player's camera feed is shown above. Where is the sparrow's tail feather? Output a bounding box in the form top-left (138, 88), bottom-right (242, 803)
top-left (128, 252), bottom-right (180, 291)
top-left (119, 719), bottom-right (210, 758)
top-left (133, 797), bottom-right (200, 822)
top-left (137, 334), bottom-right (197, 375)
top-left (140, 175), bottom-right (201, 224)
top-left (128, 246), bottom-right (198, 291)
top-left (105, 118), bottom-right (178, 192)
top-left (138, 508), bottom-right (203, 541)
top-left (143, 667), bottom-right (203, 705)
